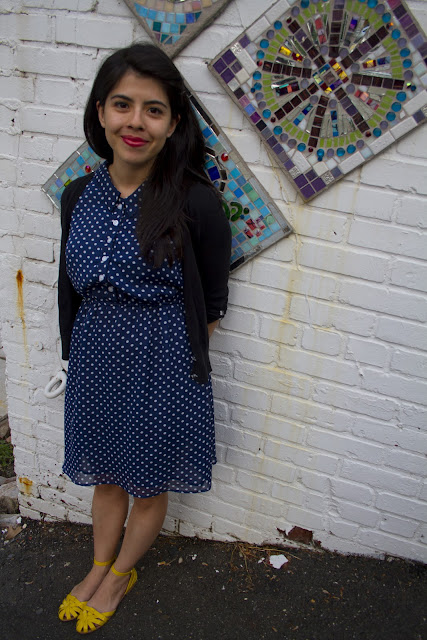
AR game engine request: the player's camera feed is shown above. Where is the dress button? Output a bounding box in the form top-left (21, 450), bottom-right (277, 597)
top-left (108, 286), bottom-right (114, 292)
top-left (107, 236), bottom-right (112, 243)
top-left (117, 203), bottom-right (123, 210)
top-left (112, 220), bottom-right (119, 226)
top-left (101, 256), bottom-right (108, 262)
top-left (99, 274), bottom-right (105, 282)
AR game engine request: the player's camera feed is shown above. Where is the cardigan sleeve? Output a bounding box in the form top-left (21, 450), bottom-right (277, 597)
top-left (58, 178), bottom-right (90, 359)
top-left (186, 182), bottom-right (231, 324)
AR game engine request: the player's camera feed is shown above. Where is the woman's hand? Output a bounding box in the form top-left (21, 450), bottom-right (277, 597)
top-left (208, 320), bottom-right (219, 338)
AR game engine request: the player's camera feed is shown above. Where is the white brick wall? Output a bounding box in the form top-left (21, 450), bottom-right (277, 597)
top-left (1, 0), bottom-right (426, 563)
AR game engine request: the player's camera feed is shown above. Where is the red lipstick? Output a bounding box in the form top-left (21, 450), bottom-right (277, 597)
top-left (122, 136), bottom-right (146, 147)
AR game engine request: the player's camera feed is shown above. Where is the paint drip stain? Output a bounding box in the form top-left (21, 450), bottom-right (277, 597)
top-left (16, 269), bottom-right (28, 357)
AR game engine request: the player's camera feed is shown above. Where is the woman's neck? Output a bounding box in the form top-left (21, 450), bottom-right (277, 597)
top-left (108, 162), bottom-right (150, 198)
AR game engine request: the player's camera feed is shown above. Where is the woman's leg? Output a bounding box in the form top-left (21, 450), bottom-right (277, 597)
top-left (69, 484), bottom-right (129, 602)
top-left (85, 492), bottom-right (168, 613)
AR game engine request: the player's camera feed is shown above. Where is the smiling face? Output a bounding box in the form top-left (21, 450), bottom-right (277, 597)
top-left (97, 70), bottom-right (179, 183)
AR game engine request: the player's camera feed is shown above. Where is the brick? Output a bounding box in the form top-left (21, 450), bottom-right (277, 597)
top-left (307, 429), bottom-right (385, 465)
top-left (361, 158), bottom-right (427, 196)
top-left (301, 327), bottom-right (341, 356)
top-left (22, 237), bottom-right (54, 262)
top-left (223, 128), bottom-right (261, 165)
top-left (376, 317), bottom-right (427, 351)
top-left (231, 406), bottom-right (305, 444)
top-left (17, 13), bottom-right (52, 42)
top-left (395, 195), bottom-right (427, 229)
top-left (197, 91), bottom-right (245, 131)
top-left (210, 332), bottom-right (278, 364)
top-left (23, 260), bottom-right (58, 287)
top-left (352, 416), bottom-right (427, 456)
top-left (216, 483), bottom-right (283, 518)
top-left (236, 470), bottom-right (272, 495)
top-left (348, 219), bottom-right (426, 260)
top-left (298, 241), bottom-right (388, 282)
top-left (0, 76), bottom-right (35, 102)
top-left (270, 482), bottom-right (305, 506)
top-left (345, 337), bottom-right (389, 368)
top-left (290, 297), bottom-right (376, 337)
top-left (390, 259), bottom-right (427, 293)
top-left (209, 353), bottom-right (233, 378)
top-left (391, 348), bottom-right (427, 380)
top-left (340, 460), bottom-right (420, 497)
top-left (0, 157), bottom-right (17, 182)
top-left (228, 282), bottom-right (288, 316)
top-left (225, 447), bottom-right (295, 484)
top-left (358, 530), bottom-right (427, 563)
top-left (259, 316), bottom-right (298, 346)
top-left (286, 505), bottom-right (323, 531)
top-left (278, 346), bottom-right (359, 386)
top-left (293, 207), bottom-right (347, 243)
top-left (219, 308), bottom-right (257, 336)
top-left (261, 235), bottom-right (295, 262)
top-left (36, 77), bottom-right (77, 108)
top-left (380, 515), bottom-right (419, 538)
top-left (22, 212), bottom-right (60, 240)
top-left (216, 423), bottom-right (261, 454)
top-left (313, 383), bottom-right (399, 421)
top-left (263, 440), bottom-right (339, 475)
top-left (21, 106), bottom-right (82, 138)
top-left (56, 15), bottom-right (133, 49)
top-left (313, 181), bottom-right (395, 221)
top-left (385, 449), bottom-right (427, 476)
top-left (328, 518), bottom-right (359, 540)
top-left (16, 44), bottom-right (95, 79)
top-left (251, 260), bottom-right (337, 300)
top-left (0, 132), bottom-right (19, 157)
top-left (361, 368), bottom-right (427, 405)
top-left (331, 478), bottom-right (374, 506)
top-left (212, 378), bottom-right (271, 412)
top-left (339, 281), bottom-right (427, 322)
top-left (234, 360), bottom-right (312, 399)
top-left (376, 492), bottom-right (427, 522)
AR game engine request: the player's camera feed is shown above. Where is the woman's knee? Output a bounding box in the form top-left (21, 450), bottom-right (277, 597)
top-left (94, 484), bottom-right (128, 499)
top-left (132, 492), bottom-right (168, 513)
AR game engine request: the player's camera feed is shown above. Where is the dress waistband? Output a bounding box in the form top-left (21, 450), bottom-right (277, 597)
top-left (83, 284), bottom-right (180, 307)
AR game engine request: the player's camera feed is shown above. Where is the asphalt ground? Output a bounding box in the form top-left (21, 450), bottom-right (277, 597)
top-left (0, 519), bottom-right (426, 640)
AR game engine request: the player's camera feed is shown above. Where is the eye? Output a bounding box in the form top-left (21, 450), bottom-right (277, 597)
top-left (113, 101), bottom-right (129, 110)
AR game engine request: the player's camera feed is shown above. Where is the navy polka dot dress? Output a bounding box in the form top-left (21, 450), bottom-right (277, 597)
top-left (63, 163), bottom-right (216, 498)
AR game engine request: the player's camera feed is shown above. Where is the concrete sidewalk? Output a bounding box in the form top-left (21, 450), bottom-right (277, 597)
top-left (0, 519), bottom-right (426, 640)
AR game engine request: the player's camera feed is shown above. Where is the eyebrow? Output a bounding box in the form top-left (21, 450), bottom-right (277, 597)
top-left (109, 93), bottom-right (168, 108)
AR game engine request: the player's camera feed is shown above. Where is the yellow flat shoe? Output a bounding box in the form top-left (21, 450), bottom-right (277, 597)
top-left (76, 565), bottom-right (138, 634)
top-left (58, 556), bottom-right (116, 622)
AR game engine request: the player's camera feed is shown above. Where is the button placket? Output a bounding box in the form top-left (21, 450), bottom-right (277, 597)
top-left (99, 199), bottom-right (124, 283)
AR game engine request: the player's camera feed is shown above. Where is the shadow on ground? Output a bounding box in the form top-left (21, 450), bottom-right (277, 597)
top-left (0, 520), bottom-right (426, 640)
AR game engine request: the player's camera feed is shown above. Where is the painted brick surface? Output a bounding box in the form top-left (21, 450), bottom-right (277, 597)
top-left (1, 0), bottom-right (427, 563)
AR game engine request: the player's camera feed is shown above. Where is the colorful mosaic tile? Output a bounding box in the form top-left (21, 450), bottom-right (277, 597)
top-left (124, 0), bottom-right (232, 57)
top-left (209, 0), bottom-right (427, 201)
top-left (42, 92), bottom-right (292, 271)
top-left (42, 143), bottom-right (103, 205)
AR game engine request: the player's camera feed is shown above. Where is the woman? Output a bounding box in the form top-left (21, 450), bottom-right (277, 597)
top-left (57, 43), bottom-right (231, 634)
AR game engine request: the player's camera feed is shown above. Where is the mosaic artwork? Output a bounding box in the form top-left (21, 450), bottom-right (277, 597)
top-left (209, 0), bottom-right (427, 201)
top-left (124, 0), bottom-right (232, 57)
top-left (42, 93), bottom-right (292, 272)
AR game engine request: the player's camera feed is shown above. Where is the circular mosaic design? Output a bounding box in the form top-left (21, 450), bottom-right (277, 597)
top-left (210, 0), bottom-right (427, 200)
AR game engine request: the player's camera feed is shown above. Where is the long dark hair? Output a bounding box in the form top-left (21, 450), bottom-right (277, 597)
top-left (84, 43), bottom-right (216, 266)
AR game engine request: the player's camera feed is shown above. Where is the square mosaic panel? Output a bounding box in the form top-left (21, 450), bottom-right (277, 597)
top-left (209, 0), bottom-right (427, 202)
top-left (124, 0), bottom-right (232, 58)
top-left (42, 91), bottom-right (292, 272)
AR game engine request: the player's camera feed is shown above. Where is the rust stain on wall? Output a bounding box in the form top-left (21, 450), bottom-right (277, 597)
top-left (18, 476), bottom-right (33, 496)
top-left (16, 269), bottom-right (29, 358)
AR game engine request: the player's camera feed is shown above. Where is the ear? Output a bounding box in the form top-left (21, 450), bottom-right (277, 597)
top-left (167, 114), bottom-right (180, 138)
top-left (97, 101), bottom-right (105, 129)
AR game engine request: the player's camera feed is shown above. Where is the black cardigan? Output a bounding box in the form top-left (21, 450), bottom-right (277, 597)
top-left (58, 174), bottom-right (231, 384)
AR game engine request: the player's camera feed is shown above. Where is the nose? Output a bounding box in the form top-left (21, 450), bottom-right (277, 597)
top-left (128, 108), bottom-right (145, 130)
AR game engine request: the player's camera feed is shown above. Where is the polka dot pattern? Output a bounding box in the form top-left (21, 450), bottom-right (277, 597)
top-left (63, 163), bottom-right (216, 498)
